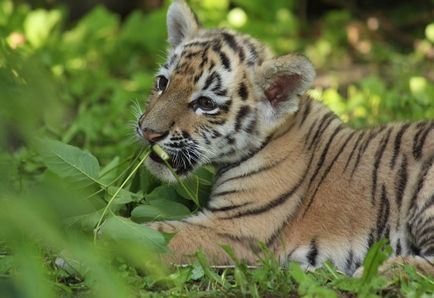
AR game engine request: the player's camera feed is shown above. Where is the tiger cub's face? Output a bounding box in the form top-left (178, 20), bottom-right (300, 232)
top-left (137, 0), bottom-right (315, 181)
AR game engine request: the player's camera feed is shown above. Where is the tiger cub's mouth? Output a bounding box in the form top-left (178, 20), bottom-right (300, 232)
top-left (148, 146), bottom-right (198, 176)
top-left (149, 151), bottom-right (167, 164)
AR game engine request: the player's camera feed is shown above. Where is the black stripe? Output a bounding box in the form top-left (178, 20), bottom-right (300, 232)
top-left (346, 249), bottom-right (354, 272)
top-left (222, 32), bottom-right (239, 53)
top-left (343, 131), bottom-right (365, 172)
top-left (411, 208), bottom-right (432, 235)
top-left (221, 178), bottom-right (304, 220)
top-left (307, 112), bottom-right (335, 150)
top-left (286, 246), bottom-right (299, 260)
top-left (216, 136), bottom-right (271, 177)
top-left (216, 155), bottom-right (287, 188)
top-left (303, 130), bottom-right (354, 215)
top-left (390, 123), bottom-right (410, 169)
top-left (376, 185), bottom-right (390, 239)
top-left (264, 146), bottom-right (326, 247)
top-left (413, 122), bottom-right (434, 160)
top-left (367, 228), bottom-right (376, 248)
top-left (216, 233), bottom-right (261, 253)
top-left (351, 126), bottom-right (386, 177)
top-left (306, 125), bottom-right (343, 193)
top-left (211, 190), bottom-right (240, 197)
top-left (415, 217), bottom-right (434, 245)
top-left (410, 154), bottom-right (434, 207)
top-left (180, 219), bottom-right (209, 230)
top-left (408, 239), bottom-right (421, 255)
top-left (225, 135), bottom-right (235, 144)
top-left (298, 99), bottom-right (312, 127)
top-left (419, 237), bottom-right (434, 250)
top-left (245, 118), bottom-right (257, 133)
top-left (184, 50), bottom-right (201, 59)
top-left (169, 54), bottom-right (178, 66)
top-left (234, 106), bottom-right (251, 131)
top-left (396, 239), bottom-right (402, 255)
top-left (201, 131), bottom-right (210, 145)
top-left (184, 41), bottom-right (208, 48)
top-left (266, 213), bottom-right (294, 247)
top-left (304, 119), bottom-right (319, 147)
top-left (194, 71), bottom-right (203, 83)
top-left (218, 51), bottom-right (231, 71)
top-left (209, 118), bottom-right (227, 125)
top-left (165, 142), bottom-right (185, 149)
top-left (238, 82), bottom-right (248, 101)
top-left (199, 53), bottom-right (209, 69)
top-left (422, 245), bottom-right (434, 256)
top-left (222, 139), bottom-right (320, 221)
top-left (215, 89), bottom-right (227, 97)
top-left (307, 239), bottom-right (318, 266)
top-left (203, 71), bottom-right (220, 90)
top-left (219, 99), bottom-right (232, 113)
top-left (420, 194), bottom-right (434, 213)
top-left (371, 129), bottom-right (392, 205)
top-left (395, 155), bottom-right (408, 213)
top-left (211, 40), bottom-right (222, 52)
top-left (211, 129), bottom-right (222, 138)
top-left (206, 202), bottom-right (250, 212)
top-left (238, 46), bottom-right (246, 61)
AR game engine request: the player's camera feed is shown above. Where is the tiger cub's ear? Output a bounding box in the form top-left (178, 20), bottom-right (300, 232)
top-left (256, 54), bottom-right (315, 116)
top-left (167, 0), bottom-right (201, 48)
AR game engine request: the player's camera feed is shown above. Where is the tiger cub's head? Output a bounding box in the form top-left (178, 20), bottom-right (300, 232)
top-left (137, 0), bottom-right (315, 181)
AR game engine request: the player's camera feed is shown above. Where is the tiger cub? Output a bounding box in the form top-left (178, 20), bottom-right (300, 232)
top-left (136, 0), bottom-right (434, 276)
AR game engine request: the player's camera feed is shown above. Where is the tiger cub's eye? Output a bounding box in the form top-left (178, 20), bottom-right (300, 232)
top-left (197, 96), bottom-right (216, 111)
top-left (155, 75), bottom-right (168, 92)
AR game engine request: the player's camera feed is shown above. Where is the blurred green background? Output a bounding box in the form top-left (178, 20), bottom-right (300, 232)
top-left (0, 0), bottom-right (433, 297)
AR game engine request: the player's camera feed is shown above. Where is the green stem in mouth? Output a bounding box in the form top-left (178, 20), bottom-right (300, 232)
top-left (93, 148), bottom-right (151, 243)
top-left (152, 144), bottom-right (200, 209)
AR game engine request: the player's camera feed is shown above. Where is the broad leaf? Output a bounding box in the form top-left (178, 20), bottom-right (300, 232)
top-left (101, 216), bottom-right (167, 252)
top-left (99, 156), bottom-right (120, 185)
top-left (106, 186), bottom-right (143, 205)
top-left (131, 199), bottom-right (190, 222)
top-left (145, 185), bottom-right (179, 201)
top-left (37, 139), bottom-right (102, 187)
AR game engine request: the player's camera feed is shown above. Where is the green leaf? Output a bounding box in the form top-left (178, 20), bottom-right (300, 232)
top-left (37, 139), bottom-right (102, 187)
top-left (99, 156), bottom-right (120, 185)
top-left (106, 186), bottom-right (143, 205)
top-left (174, 176), bottom-right (200, 201)
top-left (138, 167), bottom-right (160, 194)
top-left (24, 9), bottom-right (62, 48)
top-left (131, 199), bottom-right (190, 222)
top-left (145, 185), bottom-right (179, 201)
top-left (189, 260), bottom-right (205, 281)
top-left (100, 216), bottom-right (167, 252)
top-left (360, 239), bottom-right (392, 284)
top-left (426, 23), bottom-right (434, 43)
top-left (0, 255), bottom-right (13, 275)
top-left (196, 250), bottom-right (229, 289)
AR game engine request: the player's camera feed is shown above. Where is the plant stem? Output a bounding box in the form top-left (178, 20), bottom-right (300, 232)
top-left (162, 159), bottom-right (200, 208)
top-left (93, 149), bottom-right (151, 242)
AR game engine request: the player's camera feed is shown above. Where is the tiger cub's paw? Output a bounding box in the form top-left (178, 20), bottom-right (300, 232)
top-left (352, 257), bottom-right (407, 279)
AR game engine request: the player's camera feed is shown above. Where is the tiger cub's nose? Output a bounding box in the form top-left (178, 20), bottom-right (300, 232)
top-left (140, 128), bottom-right (166, 143)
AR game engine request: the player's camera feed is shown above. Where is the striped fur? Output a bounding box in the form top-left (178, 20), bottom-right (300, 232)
top-left (137, 0), bottom-right (434, 276)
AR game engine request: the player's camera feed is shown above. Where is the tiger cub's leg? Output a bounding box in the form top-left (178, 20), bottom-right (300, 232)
top-left (145, 218), bottom-right (259, 265)
top-left (380, 256), bottom-right (434, 277)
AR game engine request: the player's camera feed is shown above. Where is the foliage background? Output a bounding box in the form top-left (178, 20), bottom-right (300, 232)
top-left (0, 0), bottom-right (433, 297)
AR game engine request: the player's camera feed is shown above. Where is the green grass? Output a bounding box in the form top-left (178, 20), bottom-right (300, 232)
top-left (0, 0), bottom-right (433, 297)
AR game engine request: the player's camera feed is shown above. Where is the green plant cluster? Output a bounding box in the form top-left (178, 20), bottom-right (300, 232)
top-left (0, 0), bottom-right (433, 297)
